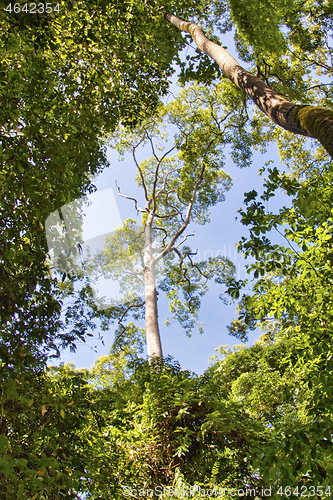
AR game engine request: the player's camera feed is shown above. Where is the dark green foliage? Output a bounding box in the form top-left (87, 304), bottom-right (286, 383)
top-left (3, 343), bottom-right (332, 498)
top-left (0, 0), bottom-right (208, 360)
top-left (1, 0), bottom-right (333, 497)
top-left (227, 157), bottom-right (333, 488)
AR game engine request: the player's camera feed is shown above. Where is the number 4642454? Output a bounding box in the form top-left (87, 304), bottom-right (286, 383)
top-left (5, 3), bottom-right (60, 14)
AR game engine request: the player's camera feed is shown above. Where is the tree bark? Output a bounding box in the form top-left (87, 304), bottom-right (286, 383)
top-left (144, 213), bottom-right (163, 359)
top-left (163, 12), bottom-right (333, 158)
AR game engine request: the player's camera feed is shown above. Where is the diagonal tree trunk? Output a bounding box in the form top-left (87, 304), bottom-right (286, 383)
top-left (163, 12), bottom-right (333, 158)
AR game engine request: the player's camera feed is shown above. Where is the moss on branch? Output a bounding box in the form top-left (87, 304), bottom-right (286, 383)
top-left (294, 105), bottom-right (333, 158)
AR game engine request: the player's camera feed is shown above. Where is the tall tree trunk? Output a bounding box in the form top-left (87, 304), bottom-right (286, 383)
top-left (144, 214), bottom-right (163, 359)
top-left (163, 12), bottom-right (333, 158)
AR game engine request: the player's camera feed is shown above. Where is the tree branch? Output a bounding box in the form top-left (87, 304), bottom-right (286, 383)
top-left (118, 301), bottom-right (145, 330)
top-left (155, 163), bottom-right (206, 263)
top-left (145, 132), bottom-right (177, 213)
top-left (162, 11), bottom-right (310, 137)
top-left (152, 225), bottom-right (169, 247)
top-left (115, 181), bottom-right (146, 214)
top-left (154, 210), bottom-right (181, 219)
top-left (171, 246), bottom-right (184, 262)
top-left (188, 253), bottom-right (213, 282)
top-left (174, 232), bottom-right (195, 249)
top-left (132, 146), bottom-right (150, 206)
top-left (162, 10), bottom-right (333, 158)
top-left (155, 167), bottom-right (178, 200)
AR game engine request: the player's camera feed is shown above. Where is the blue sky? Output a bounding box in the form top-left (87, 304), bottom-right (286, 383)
top-left (57, 137), bottom-right (287, 375)
top-left (56, 30), bottom-right (290, 375)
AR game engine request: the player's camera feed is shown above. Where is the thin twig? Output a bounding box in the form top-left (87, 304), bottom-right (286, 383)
top-left (118, 301), bottom-right (145, 330)
top-left (152, 226), bottom-right (169, 247)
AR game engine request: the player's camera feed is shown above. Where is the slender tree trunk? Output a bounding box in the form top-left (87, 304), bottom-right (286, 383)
top-left (163, 12), bottom-right (333, 158)
top-left (144, 213), bottom-right (163, 359)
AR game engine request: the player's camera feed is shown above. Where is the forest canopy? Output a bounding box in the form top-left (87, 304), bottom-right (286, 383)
top-left (0, 0), bottom-right (333, 498)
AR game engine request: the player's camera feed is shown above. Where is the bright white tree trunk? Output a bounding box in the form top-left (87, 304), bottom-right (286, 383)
top-left (144, 214), bottom-right (163, 359)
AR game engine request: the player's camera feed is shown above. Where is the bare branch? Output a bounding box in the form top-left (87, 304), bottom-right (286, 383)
top-left (162, 192), bottom-right (182, 215)
top-left (171, 250), bottom-right (197, 313)
top-left (143, 127), bottom-right (160, 163)
top-left (209, 101), bottom-right (234, 132)
top-left (124, 267), bottom-right (145, 278)
top-left (145, 132), bottom-right (177, 213)
top-left (152, 226), bottom-right (169, 247)
top-left (132, 147), bottom-right (150, 205)
top-left (155, 163), bottom-right (206, 264)
top-left (159, 144), bottom-right (178, 164)
top-left (154, 210), bottom-right (181, 219)
top-left (155, 167), bottom-right (178, 199)
top-left (175, 232), bottom-right (195, 248)
top-left (170, 246), bottom-right (184, 261)
top-left (115, 181), bottom-right (146, 214)
top-left (188, 253), bottom-right (213, 282)
top-left (156, 187), bottom-right (176, 201)
top-left (118, 301), bottom-right (145, 330)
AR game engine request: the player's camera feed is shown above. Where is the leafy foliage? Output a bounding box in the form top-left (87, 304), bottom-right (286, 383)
top-left (227, 157), bottom-right (333, 487)
top-left (88, 80), bottom-right (255, 350)
top-left (0, 0), bottom-right (211, 362)
top-left (2, 0), bottom-right (333, 496)
top-left (3, 340), bottom-right (332, 498)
